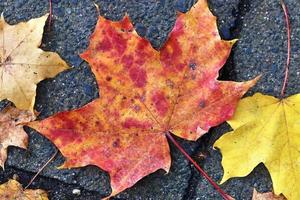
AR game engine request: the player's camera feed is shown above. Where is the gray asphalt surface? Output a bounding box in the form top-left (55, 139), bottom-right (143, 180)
top-left (0, 0), bottom-right (299, 199)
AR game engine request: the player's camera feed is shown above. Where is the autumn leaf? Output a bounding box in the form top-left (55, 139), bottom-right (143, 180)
top-left (252, 188), bottom-right (286, 200)
top-left (214, 93), bottom-right (300, 200)
top-left (0, 179), bottom-right (48, 200)
top-left (0, 14), bottom-right (69, 112)
top-left (29, 0), bottom-right (256, 197)
top-left (214, 1), bottom-right (299, 200)
top-left (0, 105), bottom-right (36, 168)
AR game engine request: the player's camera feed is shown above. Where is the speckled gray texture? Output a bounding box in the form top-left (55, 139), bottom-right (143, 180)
top-left (232, 0), bottom-right (300, 98)
top-left (0, 0), bottom-right (299, 199)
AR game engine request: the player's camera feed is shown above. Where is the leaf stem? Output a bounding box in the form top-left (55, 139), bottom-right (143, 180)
top-left (48, 0), bottom-right (52, 31)
top-left (280, 0), bottom-right (291, 98)
top-left (24, 150), bottom-right (58, 189)
top-left (166, 132), bottom-right (231, 200)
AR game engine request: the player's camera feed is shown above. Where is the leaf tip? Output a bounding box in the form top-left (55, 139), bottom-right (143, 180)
top-left (243, 74), bottom-right (261, 89)
top-left (26, 120), bottom-right (39, 132)
top-left (0, 162), bottom-right (5, 170)
top-left (247, 75), bottom-right (262, 88)
top-left (228, 39), bottom-right (238, 46)
top-left (219, 176), bottom-right (229, 185)
top-left (93, 2), bottom-right (100, 15)
top-left (40, 13), bottom-right (50, 24)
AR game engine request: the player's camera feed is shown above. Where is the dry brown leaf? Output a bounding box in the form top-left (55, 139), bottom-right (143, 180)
top-left (252, 188), bottom-right (286, 200)
top-left (0, 179), bottom-right (48, 200)
top-left (0, 105), bottom-right (35, 168)
top-left (0, 14), bottom-right (69, 112)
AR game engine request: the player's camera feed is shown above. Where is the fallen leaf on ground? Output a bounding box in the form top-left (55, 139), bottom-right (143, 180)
top-left (0, 179), bottom-right (48, 200)
top-left (0, 105), bottom-right (36, 168)
top-left (0, 14), bottom-right (69, 112)
top-left (252, 188), bottom-right (286, 200)
top-left (29, 0), bottom-right (257, 197)
top-left (214, 93), bottom-right (300, 200)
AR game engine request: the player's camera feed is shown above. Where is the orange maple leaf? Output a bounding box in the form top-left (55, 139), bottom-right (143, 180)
top-left (29, 0), bottom-right (257, 197)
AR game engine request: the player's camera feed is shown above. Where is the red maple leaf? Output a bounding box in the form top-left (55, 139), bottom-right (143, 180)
top-left (29, 0), bottom-right (257, 197)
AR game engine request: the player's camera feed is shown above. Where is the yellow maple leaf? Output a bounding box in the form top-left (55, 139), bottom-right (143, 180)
top-left (0, 14), bottom-right (69, 112)
top-left (0, 179), bottom-right (48, 200)
top-left (214, 93), bottom-right (300, 200)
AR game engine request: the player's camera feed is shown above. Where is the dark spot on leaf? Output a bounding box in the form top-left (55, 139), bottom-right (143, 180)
top-left (166, 79), bottom-right (175, 88)
top-left (140, 95), bottom-right (146, 102)
top-left (112, 139), bottom-right (120, 148)
top-left (106, 76), bottom-right (112, 81)
top-left (133, 105), bottom-right (141, 112)
top-left (199, 100), bottom-right (206, 108)
top-left (189, 61), bottom-right (197, 70)
top-left (4, 55), bottom-right (12, 63)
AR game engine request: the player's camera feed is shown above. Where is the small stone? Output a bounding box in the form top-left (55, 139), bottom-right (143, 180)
top-left (72, 189), bottom-right (81, 195)
top-left (66, 8), bottom-right (72, 15)
top-left (12, 174), bottom-right (19, 181)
